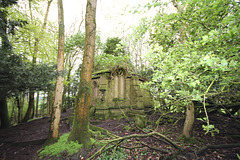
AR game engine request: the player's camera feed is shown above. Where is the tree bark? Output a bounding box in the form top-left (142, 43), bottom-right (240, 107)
top-left (0, 97), bottom-right (10, 128)
top-left (183, 101), bottom-right (195, 138)
top-left (16, 96), bottom-right (22, 123)
top-left (46, 91), bottom-right (53, 116)
top-left (42, 93), bottom-right (47, 116)
top-left (62, 66), bottom-right (73, 110)
top-left (35, 91), bottom-right (39, 117)
top-left (68, 0), bottom-right (97, 148)
top-left (22, 90), bottom-right (35, 122)
top-left (47, 0), bottom-right (65, 143)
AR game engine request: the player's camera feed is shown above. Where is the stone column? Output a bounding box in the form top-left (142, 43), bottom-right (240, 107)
top-left (114, 76), bottom-right (118, 98)
top-left (119, 75), bottom-right (125, 98)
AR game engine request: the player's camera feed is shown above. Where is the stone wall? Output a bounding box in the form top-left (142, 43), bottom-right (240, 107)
top-left (90, 68), bottom-right (153, 118)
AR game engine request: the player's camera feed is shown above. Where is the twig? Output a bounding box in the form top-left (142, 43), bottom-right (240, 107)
top-left (136, 125), bottom-right (181, 150)
top-left (197, 143), bottom-right (240, 155)
top-left (141, 142), bottom-right (169, 154)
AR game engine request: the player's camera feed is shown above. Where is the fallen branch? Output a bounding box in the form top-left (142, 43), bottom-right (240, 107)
top-left (13, 138), bottom-right (47, 146)
top-left (102, 131), bottom-right (181, 151)
top-left (89, 124), bottom-right (119, 138)
top-left (87, 131), bottom-right (182, 160)
top-left (136, 125), bottom-right (182, 150)
top-left (120, 142), bottom-right (169, 154)
top-left (141, 142), bottom-right (169, 154)
top-left (197, 143), bottom-right (240, 155)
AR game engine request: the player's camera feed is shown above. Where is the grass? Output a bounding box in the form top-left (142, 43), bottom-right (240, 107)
top-left (38, 133), bottom-right (83, 158)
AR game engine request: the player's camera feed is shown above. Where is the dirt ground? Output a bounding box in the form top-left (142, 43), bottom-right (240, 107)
top-left (0, 109), bottom-right (239, 160)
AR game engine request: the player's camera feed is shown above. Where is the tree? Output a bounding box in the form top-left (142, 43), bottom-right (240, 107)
top-left (22, 0), bottom-right (53, 122)
top-left (62, 31), bottom-right (85, 110)
top-left (140, 0), bottom-right (240, 138)
top-left (0, 0), bottom-right (58, 127)
top-left (0, 0), bottom-right (18, 128)
top-left (103, 37), bottom-right (125, 56)
top-left (68, 0), bottom-right (97, 148)
top-left (47, 0), bottom-right (65, 142)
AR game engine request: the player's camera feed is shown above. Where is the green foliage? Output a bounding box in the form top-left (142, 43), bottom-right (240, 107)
top-left (197, 117), bottom-right (219, 136)
top-left (140, 0), bottom-right (240, 110)
top-left (0, 53), bottom-right (57, 98)
top-left (65, 30), bottom-right (102, 54)
top-left (103, 37), bottom-right (126, 56)
top-left (94, 53), bottom-right (132, 71)
top-left (1, 0), bottom-right (57, 100)
top-left (38, 133), bottom-right (83, 158)
top-left (123, 125), bottom-right (131, 132)
top-left (7, 1), bottom-right (58, 63)
top-left (202, 124), bottom-right (219, 136)
top-left (97, 147), bottom-right (128, 160)
top-left (237, 154), bottom-right (240, 160)
top-left (65, 31), bottom-right (85, 53)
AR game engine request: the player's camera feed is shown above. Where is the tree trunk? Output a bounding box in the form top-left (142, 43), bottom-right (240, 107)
top-left (19, 92), bottom-right (25, 122)
top-left (183, 101), bottom-right (195, 138)
top-left (10, 99), bottom-right (15, 123)
top-left (62, 66), bottom-right (73, 111)
top-left (46, 91), bottom-right (54, 116)
top-left (68, 0), bottom-right (97, 148)
top-left (47, 0), bottom-right (65, 143)
top-left (0, 97), bottom-right (10, 128)
top-left (16, 96), bottom-right (22, 123)
top-left (31, 92), bottom-right (35, 118)
top-left (35, 91), bottom-right (39, 117)
top-left (42, 93), bottom-right (47, 116)
top-left (22, 89), bottom-right (34, 122)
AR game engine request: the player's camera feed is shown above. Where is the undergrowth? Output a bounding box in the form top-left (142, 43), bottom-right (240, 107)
top-left (97, 146), bottom-right (128, 160)
top-left (38, 133), bottom-right (86, 158)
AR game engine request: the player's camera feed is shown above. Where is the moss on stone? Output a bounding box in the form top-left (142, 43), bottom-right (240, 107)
top-left (134, 114), bottom-right (147, 129)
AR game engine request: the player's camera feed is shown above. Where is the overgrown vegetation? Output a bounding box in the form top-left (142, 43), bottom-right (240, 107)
top-left (38, 133), bottom-right (83, 158)
top-left (1, 0), bottom-right (239, 159)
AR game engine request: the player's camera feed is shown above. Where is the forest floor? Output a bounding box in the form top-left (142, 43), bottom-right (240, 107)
top-left (0, 108), bottom-right (239, 160)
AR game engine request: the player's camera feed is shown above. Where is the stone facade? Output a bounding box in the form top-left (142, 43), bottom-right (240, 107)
top-left (90, 67), bottom-right (153, 118)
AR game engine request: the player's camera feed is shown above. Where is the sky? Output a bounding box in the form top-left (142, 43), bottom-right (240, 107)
top-left (49, 0), bottom-right (152, 41)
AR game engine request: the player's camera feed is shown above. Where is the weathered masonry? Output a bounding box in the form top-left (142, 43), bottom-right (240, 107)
top-left (90, 66), bottom-right (153, 118)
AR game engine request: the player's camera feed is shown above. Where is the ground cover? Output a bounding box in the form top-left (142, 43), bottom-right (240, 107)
top-left (0, 108), bottom-right (239, 160)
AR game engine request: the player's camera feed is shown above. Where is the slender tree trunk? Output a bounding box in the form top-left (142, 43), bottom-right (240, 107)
top-left (0, 97), bottom-right (10, 128)
top-left (47, 92), bottom-right (50, 116)
top-left (35, 91), bottom-right (39, 117)
top-left (67, 82), bottom-right (71, 108)
top-left (47, 0), bottom-right (65, 143)
top-left (62, 85), bottom-right (67, 111)
top-left (16, 96), bottom-right (22, 123)
top-left (42, 93), bottom-right (47, 116)
top-left (62, 66), bottom-right (72, 110)
top-left (47, 91), bottom-right (53, 116)
top-left (68, 0), bottom-right (97, 148)
top-left (183, 101), bottom-right (195, 138)
top-left (31, 93), bottom-right (35, 118)
top-left (22, 90), bottom-right (34, 122)
top-left (10, 98), bottom-right (16, 124)
top-left (19, 92), bottom-right (25, 122)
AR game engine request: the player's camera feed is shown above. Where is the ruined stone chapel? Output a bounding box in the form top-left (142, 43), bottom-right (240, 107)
top-left (90, 66), bottom-right (153, 117)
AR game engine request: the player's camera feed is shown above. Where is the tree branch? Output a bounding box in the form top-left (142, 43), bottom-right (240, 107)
top-left (197, 143), bottom-right (240, 155)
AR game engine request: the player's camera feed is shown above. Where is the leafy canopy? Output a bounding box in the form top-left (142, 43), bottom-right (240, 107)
top-left (103, 37), bottom-right (126, 56)
top-left (140, 0), bottom-right (239, 107)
